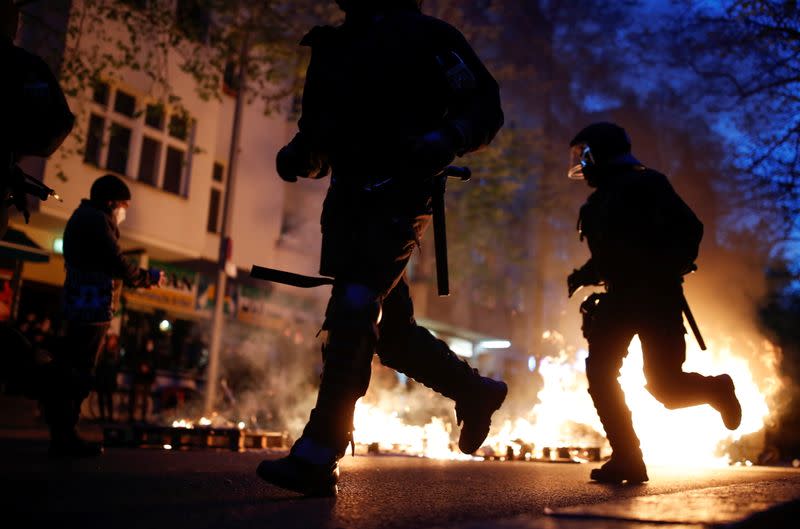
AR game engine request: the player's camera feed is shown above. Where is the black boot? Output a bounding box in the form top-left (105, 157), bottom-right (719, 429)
top-left (590, 452), bottom-right (649, 484)
top-left (256, 437), bottom-right (339, 497)
top-left (711, 374), bottom-right (742, 430)
top-left (48, 432), bottom-right (104, 459)
top-left (455, 377), bottom-right (508, 454)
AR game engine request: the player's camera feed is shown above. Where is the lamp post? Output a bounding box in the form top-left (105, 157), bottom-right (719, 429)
top-left (203, 30), bottom-right (251, 416)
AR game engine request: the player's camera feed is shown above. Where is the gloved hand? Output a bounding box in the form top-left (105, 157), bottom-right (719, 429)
top-left (409, 128), bottom-right (459, 175)
top-left (276, 134), bottom-right (329, 182)
top-left (567, 269), bottom-right (581, 298)
top-left (567, 267), bottom-right (600, 298)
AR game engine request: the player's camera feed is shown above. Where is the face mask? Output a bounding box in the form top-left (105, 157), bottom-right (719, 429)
top-left (113, 207), bottom-right (127, 226)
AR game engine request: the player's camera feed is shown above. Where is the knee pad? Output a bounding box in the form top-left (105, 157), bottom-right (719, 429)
top-left (325, 283), bottom-right (382, 332)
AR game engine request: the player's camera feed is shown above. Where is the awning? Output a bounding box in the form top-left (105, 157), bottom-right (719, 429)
top-left (0, 229), bottom-right (50, 263)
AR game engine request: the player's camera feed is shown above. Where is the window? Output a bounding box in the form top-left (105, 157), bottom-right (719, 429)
top-left (138, 136), bottom-right (161, 185)
top-left (169, 113), bottom-right (188, 141)
top-left (92, 82), bottom-right (110, 106)
top-left (145, 104), bottom-right (165, 130)
top-left (163, 147), bottom-right (185, 195)
top-left (207, 188), bottom-right (221, 233)
top-left (84, 84), bottom-right (195, 197)
top-left (106, 123), bottom-right (131, 175)
top-left (114, 90), bottom-right (136, 118)
top-left (84, 114), bottom-right (105, 165)
top-left (212, 162), bottom-right (224, 183)
top-left (208, 162), bottom-right (225, 234)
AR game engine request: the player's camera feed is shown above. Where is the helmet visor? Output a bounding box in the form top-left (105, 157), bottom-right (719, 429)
top-left (568, 144), bottom-right (593, 180)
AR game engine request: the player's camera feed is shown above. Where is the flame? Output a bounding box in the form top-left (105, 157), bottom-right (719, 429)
top-left (620, 336), bottom-right (772, 466)
top-left (349, 330), bottom-right (780, 466)
top-left (353, 401), bottom-right (475, 460)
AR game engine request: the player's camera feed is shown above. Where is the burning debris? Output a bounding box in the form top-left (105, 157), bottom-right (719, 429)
top-left (107, 316), bottom-right (781, 467)
top-left (103, 413), bottom-right (290, 452)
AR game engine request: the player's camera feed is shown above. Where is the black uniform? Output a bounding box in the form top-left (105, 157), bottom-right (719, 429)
top-left (257, 2), bottom-right (506, 495)
top-left (574, 162), bottom-right (740, 479)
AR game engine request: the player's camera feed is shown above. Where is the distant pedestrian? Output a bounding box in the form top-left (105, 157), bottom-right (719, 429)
top-left (95, 333), bottom-right (120, 422)
top-left (129, 338), bottom-right (156, 423)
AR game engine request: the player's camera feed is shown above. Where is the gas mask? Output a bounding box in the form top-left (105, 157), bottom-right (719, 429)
top-left (113, 206), bottom-right (127, 226)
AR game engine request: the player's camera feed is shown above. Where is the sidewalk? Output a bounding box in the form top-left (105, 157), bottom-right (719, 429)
top-left (443, 477), bottom-right (800, 529)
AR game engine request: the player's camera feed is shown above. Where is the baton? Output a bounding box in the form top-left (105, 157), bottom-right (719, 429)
top-left (432, 166), bottom-right (471, 297)
top-left (681, 294), bottom-right (707, 351)
top-left (250, 265), bottom-right (334, 288)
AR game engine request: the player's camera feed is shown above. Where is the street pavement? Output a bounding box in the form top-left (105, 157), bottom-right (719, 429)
top-left (1, 424), bottom-right (798, 529)
top-left (1, 396), bottom-right (798, 529)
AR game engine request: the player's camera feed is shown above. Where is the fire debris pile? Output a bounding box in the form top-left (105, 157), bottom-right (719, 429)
top-left (103, 414), bottom-right (290, 452)
top-left (347, 328), bottom-right (781, 466)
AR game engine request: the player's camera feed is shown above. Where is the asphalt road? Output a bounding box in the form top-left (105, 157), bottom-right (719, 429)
top-left (2, 437), bottom-right (798, 529)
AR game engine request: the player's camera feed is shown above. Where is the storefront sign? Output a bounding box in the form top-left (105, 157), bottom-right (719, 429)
top-left (124, 261), bottom-right (198, 314)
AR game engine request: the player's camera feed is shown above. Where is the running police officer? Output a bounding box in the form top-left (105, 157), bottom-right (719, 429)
top-left (567, 122), bottom-right (742, 483)
top-left (256, 0), bottom-right (507, 496)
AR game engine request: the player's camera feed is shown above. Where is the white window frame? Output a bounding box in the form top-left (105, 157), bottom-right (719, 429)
top-left (86, 82), bottom-right (196, 198)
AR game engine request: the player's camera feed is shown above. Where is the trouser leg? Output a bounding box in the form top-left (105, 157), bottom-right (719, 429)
top-left (298, 284), bottom-right (380, 458)
top-left (376, 277), bottom-right (478, 401)
top-left (297, 197), bottom-right (431, 460)
top-left (584, 298), bottom-right (641, 457)
top-left (41, 322), bottom-right (108, 440)
top-left (640, 305), bottom-right (718, 409)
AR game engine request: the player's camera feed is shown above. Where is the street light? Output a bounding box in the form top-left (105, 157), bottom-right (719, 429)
top-left (478, 340), bottom-right (511, 349)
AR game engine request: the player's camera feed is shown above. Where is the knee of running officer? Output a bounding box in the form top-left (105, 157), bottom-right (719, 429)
top-left (325, 283), bottom-right (382, 333)
top-left (644, 375), bottom-right (683, 408)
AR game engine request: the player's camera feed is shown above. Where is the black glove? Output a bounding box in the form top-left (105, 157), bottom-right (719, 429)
top-left (567, 266), bottom-right (601, 298)
top-left (409, 128), bottom-right (459, 175)
top-left (567, 269), bottom-right (583, 298)
top-left (276, 134), bottom-right (329, 183)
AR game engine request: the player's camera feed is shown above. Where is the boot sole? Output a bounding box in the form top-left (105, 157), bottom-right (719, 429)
top-left (716, 375), bottom-right (742, 430)
top-left (590, 467), bottom-right (649, 484)
top-left (256, 461), bottom-right (338, 497)
top-left (458, 382), bottom-right (509, 454)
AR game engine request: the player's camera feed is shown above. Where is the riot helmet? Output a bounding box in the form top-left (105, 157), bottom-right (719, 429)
top-left (568, 122), bottom-right (639, 183)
